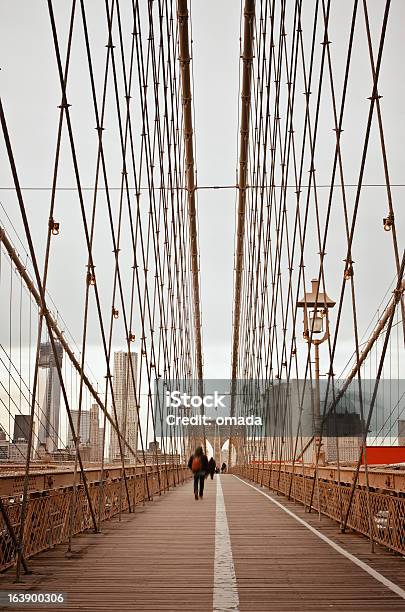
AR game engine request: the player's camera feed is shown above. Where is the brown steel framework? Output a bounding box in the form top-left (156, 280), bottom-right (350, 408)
top-left (0, 0), bottom-right (403, 596)
top-left (227, 0), bottom-right (404, 564)
top-left (0, 227), bottom-right (137, 461)
top-left (231, 0), bottom-right (256, 384)
top-left (228, 0), bottom-right (256, 466)
top-left (177, 0), bottom-right (204, 385)
top-left (0, 0), bottom-right (201, 581)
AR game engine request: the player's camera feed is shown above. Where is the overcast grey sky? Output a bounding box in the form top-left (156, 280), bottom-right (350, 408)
top-left (0, 0), bottom-right (404, 395)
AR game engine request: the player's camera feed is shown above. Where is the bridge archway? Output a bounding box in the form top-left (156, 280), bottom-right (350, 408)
top-left (187, 424), bottom-right (246, 467)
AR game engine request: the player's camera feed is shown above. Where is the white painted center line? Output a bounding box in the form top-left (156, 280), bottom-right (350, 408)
top-left (234, 475), bottom-right (405, 601)
top-left (213, 476), bottom-right (239, 612)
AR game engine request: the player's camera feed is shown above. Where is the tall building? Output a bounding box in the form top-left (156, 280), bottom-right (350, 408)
top-left (67, 410), bottom-right (91, 448)
top-left (10, 416), bottom-right (36, 463)
top-left (99, 427), bottom-right (105, 459)
top-left (36, 341), bottom-right (63, 452)
top-left (0, 425), bottom-right (9, 461)
top-left (109, 352), bottom-right (138, 463)
top-left (13, 414), bottom-right (33, 443)
top-left (89, 404), bottom-right (102, 461)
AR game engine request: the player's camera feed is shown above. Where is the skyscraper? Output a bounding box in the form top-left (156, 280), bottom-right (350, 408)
top-left (13, 414), bottom-right (33, 443)
top-left (109, 351), bottom-right (138, 463)
top-left (36, 341), bottom-right (63, 452)
top-left (67, 410), bottom-right (91, 448)
top-left (89, 404), bottom-right (102, 461)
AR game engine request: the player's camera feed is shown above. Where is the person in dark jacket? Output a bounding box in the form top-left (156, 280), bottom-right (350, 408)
top-left (208, 457), bottom-right (216, 480)
top-left (221, 462), bottom-right (227, 474)
top-left (188, 446), bottom-right (209, 500)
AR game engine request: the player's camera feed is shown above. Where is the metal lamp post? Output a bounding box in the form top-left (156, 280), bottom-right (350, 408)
top-left (297, 279), bottom-right (335, 465)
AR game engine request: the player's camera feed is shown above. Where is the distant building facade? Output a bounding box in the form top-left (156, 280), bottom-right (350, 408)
top-left (0, 426), bottom-right (8, 460)
top-left (9, 442), bottom-right (30, 462)
top-left (325, 436), bottom-right (362, 464)
top-left (67, 410), bottom-right (91, 448)
top-left (36, 342), bottom-right (63, 453)
top-left (109, 352), bottom-right (138, 463)
top-left (0, 420), bottom-right (38, 463)
top-left (398, 420), bottom-right (405, 446)
top-left (89, 404), bottom-right (103, 461)
top-left (13, 414), bottom-right (33, 443)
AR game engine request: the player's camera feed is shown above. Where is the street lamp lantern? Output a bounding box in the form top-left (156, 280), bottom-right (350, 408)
top-left (309, 310), bottom-right (324, 334)
top-left (297, 279), bottom-right (335, 341)
top-left (297, 278), bottom-right (335, 466)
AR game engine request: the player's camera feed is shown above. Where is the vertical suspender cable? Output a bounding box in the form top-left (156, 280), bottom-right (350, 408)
top-left (229, 0), bottom-right (255, 467)
top-left (177, 1), bottom-right (205, 447)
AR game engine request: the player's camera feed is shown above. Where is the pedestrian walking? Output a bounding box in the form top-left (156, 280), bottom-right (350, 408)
top-left (208, 457), bottom-right (216, 480)
top-left (188, 446), bottom-right (209, 500)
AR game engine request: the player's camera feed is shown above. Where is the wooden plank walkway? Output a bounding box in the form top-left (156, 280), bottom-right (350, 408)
top-left (222, 476), bottom-right (405, 611)
top-left (0, 475), bottom-right (404, 611)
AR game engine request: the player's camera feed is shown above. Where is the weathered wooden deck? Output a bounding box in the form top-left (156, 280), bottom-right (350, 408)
top-left (0, 475), bottom-right (405, 611)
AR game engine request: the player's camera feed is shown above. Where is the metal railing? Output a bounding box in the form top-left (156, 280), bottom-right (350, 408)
top-left (232, 464), bottom-right (405, 556)
top-left (0, 465), bottom-right (190, 572)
